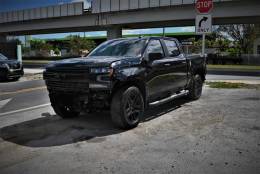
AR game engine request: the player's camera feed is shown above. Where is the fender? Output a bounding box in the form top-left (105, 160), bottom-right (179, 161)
top-left (111, 66), bottom-right (148, 106)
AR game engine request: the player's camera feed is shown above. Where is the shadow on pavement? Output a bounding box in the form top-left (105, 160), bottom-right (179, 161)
top-left (0, 78), bottom-right (19, 83)
top-left (0, 98), bottom-right (190, 148)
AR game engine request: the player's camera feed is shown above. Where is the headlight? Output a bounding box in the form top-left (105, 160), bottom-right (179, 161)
top-left (90, 67), bottom-right (111, 74)
top-left (0, 63), bottom-right (9, 69)
top-left (111, 61), bottom-right (121, 68)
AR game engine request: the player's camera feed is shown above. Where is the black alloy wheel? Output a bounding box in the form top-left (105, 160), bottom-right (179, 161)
top-left (111, 86), bottom-right (144, 129)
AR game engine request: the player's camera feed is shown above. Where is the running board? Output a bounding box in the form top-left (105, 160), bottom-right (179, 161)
top-left (149, 90), bottom-right (189, 106)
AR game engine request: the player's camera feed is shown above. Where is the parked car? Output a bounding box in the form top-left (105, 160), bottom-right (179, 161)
top-left (43, 37), bottom-right (207, 129)
top-left (0, 53), bottom-right (24, 81)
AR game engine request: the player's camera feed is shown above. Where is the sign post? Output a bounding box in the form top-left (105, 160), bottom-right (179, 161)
top-left (195, 0), bottom-right (213, 57)
top-left (202, 34), bottom-right (205, 57)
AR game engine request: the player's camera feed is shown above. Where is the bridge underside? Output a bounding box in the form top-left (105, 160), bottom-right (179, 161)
top-left (0, 0), bottom-right (260, 36)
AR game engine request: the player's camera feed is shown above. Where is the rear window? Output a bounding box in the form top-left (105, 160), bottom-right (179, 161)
top-left (164, 40), bottom-right (180, 56)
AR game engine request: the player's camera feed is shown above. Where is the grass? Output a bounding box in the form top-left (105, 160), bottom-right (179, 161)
top-left (207, 65), bottom-right (260, 71)
top-left (206, 82), bottom-right (260, 90)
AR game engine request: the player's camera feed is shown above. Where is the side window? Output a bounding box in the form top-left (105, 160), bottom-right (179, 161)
top-left (146, 40), bottom-right (164, 56)
top-left (164, 40), bottom-right (180, 57)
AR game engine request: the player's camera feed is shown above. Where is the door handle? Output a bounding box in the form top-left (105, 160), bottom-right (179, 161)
top-left (164, 63), bottom-right (171, 66)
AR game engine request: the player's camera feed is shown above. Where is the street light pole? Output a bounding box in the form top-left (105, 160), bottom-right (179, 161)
top-left (163, 27), bottom-right (165, 37)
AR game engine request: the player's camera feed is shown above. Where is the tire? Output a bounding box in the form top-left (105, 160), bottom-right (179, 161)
top-left (111, 86), bottom-right (144, 129)
top-left (50, 95), bottom-right (80, 119)
top-left (12, 77), bottom-right (20, 81)
top-left (0, 77), bottom-right (7, 82)
top-left (187, 74), bottom-right (203, 100)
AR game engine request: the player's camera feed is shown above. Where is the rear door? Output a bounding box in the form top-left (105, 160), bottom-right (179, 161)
top-left (162, 39), bottom-right (188, 92)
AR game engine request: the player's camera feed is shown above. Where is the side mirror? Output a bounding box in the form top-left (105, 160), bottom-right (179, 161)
top-left (148, 53), bottom-right (163, 61)
top-left (170, 50), bottom-right (180, 57)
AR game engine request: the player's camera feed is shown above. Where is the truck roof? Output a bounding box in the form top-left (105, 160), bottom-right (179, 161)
top-left (111, 36), bottom-right (177, 41)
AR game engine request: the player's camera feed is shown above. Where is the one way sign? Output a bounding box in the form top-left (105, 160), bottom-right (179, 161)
top-left (196, 14), bottom-right (212, 34)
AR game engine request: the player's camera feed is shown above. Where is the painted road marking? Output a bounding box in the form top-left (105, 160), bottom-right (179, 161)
top-left (0, 98), bottom-right (12, 109)
top-left (0, 103), bottom-right (51, 117)
top-left (0, 86), bottom-right (47, 96)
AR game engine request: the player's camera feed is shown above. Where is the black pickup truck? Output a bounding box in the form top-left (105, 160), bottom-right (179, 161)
top-left (44, 37), bottom-right (206, 129)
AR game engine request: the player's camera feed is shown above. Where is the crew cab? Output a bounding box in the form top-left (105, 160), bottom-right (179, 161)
top-left (0, 53), bottom-right (24, 81)
top-left (43, 37), bottom-right (206, 129)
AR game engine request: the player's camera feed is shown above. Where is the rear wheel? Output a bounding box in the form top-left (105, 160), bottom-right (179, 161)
top-left (12, 77), bottom-right (20, 81)
top-left (50, 94), bottom-right (80, 118)
top-left (111, 86), bottom-right (144, 129)
top-left (187, 74), bottom-right (203, 100)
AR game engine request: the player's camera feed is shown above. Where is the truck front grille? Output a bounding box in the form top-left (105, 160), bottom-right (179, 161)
top-left (46, 80), bottom-right (89, 92)
top-left (44, 69), bottom-right (89, 92)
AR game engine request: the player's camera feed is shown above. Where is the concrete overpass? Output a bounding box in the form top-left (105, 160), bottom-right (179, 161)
top-left (0, 0), bottom-right (260, 40)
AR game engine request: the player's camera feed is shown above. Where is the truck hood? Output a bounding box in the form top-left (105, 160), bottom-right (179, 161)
top-left (46, 56), bottom-right (140, 69)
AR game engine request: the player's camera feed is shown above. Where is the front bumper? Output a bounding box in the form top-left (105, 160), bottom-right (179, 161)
top-left (0, 68), bottom-right (24, 79)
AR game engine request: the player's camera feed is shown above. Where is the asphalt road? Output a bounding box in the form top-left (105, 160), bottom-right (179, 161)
top-left (0, 80), bottom-right (48, 114)
top-left (0, 86), bottom-right (259, 174)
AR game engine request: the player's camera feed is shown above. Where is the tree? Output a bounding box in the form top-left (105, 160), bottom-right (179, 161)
top-left (30, 40), bottom-right (53, 56)
top-left (216, 24), bottom-right (257, 54)
top-left (67, 35), bottom-right (96, 56)
top-left (30, 40), bottom-right (53, 51)
top-left (53, 48), bottom-right (60, 55)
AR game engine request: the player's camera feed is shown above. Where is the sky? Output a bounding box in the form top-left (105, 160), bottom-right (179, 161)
top-left (0, 0), bottom-right (195, 40)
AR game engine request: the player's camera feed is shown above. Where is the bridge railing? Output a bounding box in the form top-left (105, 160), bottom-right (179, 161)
top-left (91, 0), bottom-right (233, 13)
top-left (0, 2), bottom-right (84, 24)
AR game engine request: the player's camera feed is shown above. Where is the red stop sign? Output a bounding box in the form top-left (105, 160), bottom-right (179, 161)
top-left (196, 0), bottom-right (213, 14)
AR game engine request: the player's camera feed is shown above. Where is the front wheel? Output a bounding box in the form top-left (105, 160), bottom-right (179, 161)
top-left (111, 86), bottom-right (144, 129)
top-left (12, 77), bottom-right (20, 81)
top-left (187, 74), bottom-right (203, 100)
top-left (50, 95), bottom-right (80, 118)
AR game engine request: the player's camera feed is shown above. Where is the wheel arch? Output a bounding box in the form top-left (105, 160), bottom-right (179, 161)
top-left (192, 67), bottom-right (206, 81)
top-left (111, 79), bottom-right (147, 106)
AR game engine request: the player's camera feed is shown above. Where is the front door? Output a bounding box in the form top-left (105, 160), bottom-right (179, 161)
top-left (162, 39), bottom-right (188, 92)
top-left (145, 39), bottom-right (175, 101)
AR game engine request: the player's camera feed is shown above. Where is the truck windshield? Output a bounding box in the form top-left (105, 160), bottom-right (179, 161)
top-left (0, 53), bottom-right (8, 60)
top-left (89, 39), bottom-right (147, 57)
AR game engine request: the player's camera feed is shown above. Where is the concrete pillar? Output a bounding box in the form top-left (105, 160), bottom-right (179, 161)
top-left (25, 35), bottom-right (32, 48)
top-left (0, 35), bottom-right (7, 43)
top-left (107, 27), bottom-right (122, 40)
